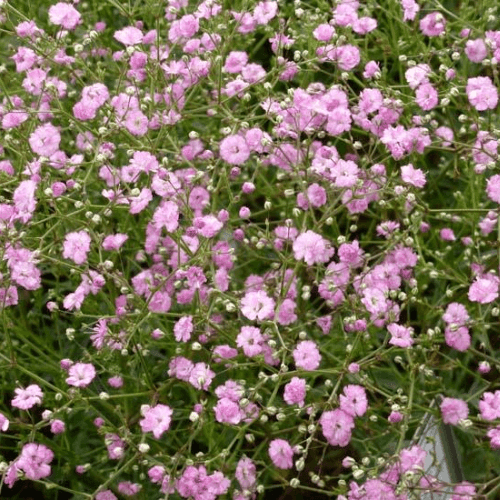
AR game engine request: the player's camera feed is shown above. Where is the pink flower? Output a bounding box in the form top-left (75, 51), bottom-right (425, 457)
top-left (118, 482), bottom-right (141, 496)
top-left (283, 377), bottom-right (306, 407)
top-left (114, 26), bottom-right (143, 45)
top-left (96, 491), bottom-right (118, 500)
top-left (148, 290), bottom-right (172, 313)
top-left (214, 398), bottom-right (242, 425)
top-left (440, 397), bottom-right (468, 425)
top-left (236, 457), bottom-right (256, 490)
top-left (188, 362), bottom-right (215, 390)
top-left (168, 14), bottom-right (199, 43)
top-left (388, 323), bottom-right (414, 348)
top-left (486, 174), bottom-right (500, 203)
top-left (174, 316), bottom-right (194, 342)
top-left (13, 180), bottom-right (37, 223)
top-left (293, 230), bottom-right (334, 266)
top-left (332, 159), bottom-right (359, 188)
top-left (153, 200), bottom-right (179, 232)
top-left (468, 273), bottom-right (499, 303)
top-left (363, 60), bottom-right (380, 78)
top-left (237, 326), bottom-right (264, 357)
top-left (487, 427), bottom-right (500, 448)
top-left (193, 214), bottom-right (223, 238)
top-left (313, 23), bottom-right (335, 41)
top-left (0, 413), bottom-right (9, 431)
top-left (335, 44), bottom-right (360, 71)
top-left (443, 302), bottom-right (469, 326)
top-left (415, 83), bottom-right (438, 111)
top-left (320, 409), bottom-right (355, 447)
top-left (50, 419), bottom-right (65, 434)
top-left (102, 233), bottom-right (128, 251)
top-left (240, 290), bottom-right (275, 321)
top-left (62, 230), bottom-right (91, 265)
top-left (268, 439), bottom-right (294, 469)
top-left (215, 380), bottom-right (244, 402)
top-left (466, 76), bottom-right (498, 111)
top-left (11, 384), bottom-right (43, 410)
top-left (399, 445), bottom-right (426, 473)
top-left (401, 0), bottom-right (419, 21)
top-left (293, 340), bottom-right (321, 371)
top-left (451, 482), bottom-right (476, 500)
top-left (29, 123), bottom-right (61, 156)
top-left (223, 51), bottom-right (248, 73)
top-left (306, 183), bottom-right (327, 207)
top-left (16, 443), bottom-right (54, 481)
top-left (440, 228), bottom-right (456, 241)
top-left (339, 385), bottom-right (368, 417)
top-left (253, 1), bottom-right (278, 25)
top-left (353, 16), bottom-right (377, 34)
top-left (325, 107), bottom-right (352, 136)
top-left (338, 240), bottom-right (364, 267)
top-left (168, 356), bottom-right (194, 381)
top-left (140, 404), bottom-right (173, 439)
top-left (219, 135), bottom-right (250, 165)
top-left (66, 363), bottom-right (96, 387)
top-left (389, 411), bottom-right (403, 423)
top-left (124, 110), bottom-right (149, 136)
top-left (479, 390), bottom-right (500, 420)
top-left (48, 2), bottom-right (81, 30)
top-left (108, 376), bottom-right (123, 388)
top-left (465, 38), bottom-right (488, 63)
top-left (445, 326), bottom-right (471, 352)
top-left (419, 12), bottom-right (446, 36)
top-left (405, 64), bottom-right (431, 90)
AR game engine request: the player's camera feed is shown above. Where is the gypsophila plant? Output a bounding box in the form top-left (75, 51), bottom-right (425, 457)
top-left (0, 0), bottom-right (500, 498)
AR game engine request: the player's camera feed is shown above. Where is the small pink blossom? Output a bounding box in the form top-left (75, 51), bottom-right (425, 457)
top-left (440, 397), bottom-right (468, 425)
top-left (214, 398), bottom-right (242, 425)
top-left (235, 457), bottom-right (257, 490)
top-left (29, 123), bottom-right (61, 156)
top-left (237, 326), bottom-right (264, 357)
top-left (451, 482), bottom-right (476, 500)
top-left (293, 340), bottom-right (321, 371)
top-left (445, 326), bottom-right (471, 352)
top-left (486, 174), bottom-right (500, 203)
top-left (268, 439), bottom-right (294, 469)
top-left (415, 83), bottom-right (438, 111)
top-left (174, 315), bottom-right (194, 342)
top-left (468, 273), bottom-right (499, 304)
top-left (465, 38), bottom-right (488, 63)
top-left (420, 12), bottom-right (446, 37)
top-left (102, 233), bottom-right (128, 251)
top-left (114, 26), bottom-right (144, 45)
top-left (487, 427), bottom-right (500, 448)
top-left (11, 384), bottom-right (43, 410)
top-left (479, 390), bottom-right (500, 421)
top-left (339, 385), bottom-right (368, 417)
top-left (293, 230), bottom-right (334, 266)
top-left (62, 230), bottom-right (91, 265)
top-left (219, 135), bottom-right (250, 165)
top-left (240, 290), bottom-right (275, 321)
top-left (466, 76), bottom-right (498, 111)
top-left (66, 363), bottom-right (96, 388)
top-left (140, 404), bottom-right (173, 439)
top-left (283, 377), bottom-right (306, 407)
top-left (0, 413), bottom-right (9, 432)
top-left (320, 409), bottom-right (355, 447)
top-left (48, 2), bottom-right (81, 30)
top-left (388, 323), bottom-right (414, 348)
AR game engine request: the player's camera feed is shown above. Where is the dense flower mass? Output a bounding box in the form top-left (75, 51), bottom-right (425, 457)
top-left (0, 0), bottom-right (499, 497)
